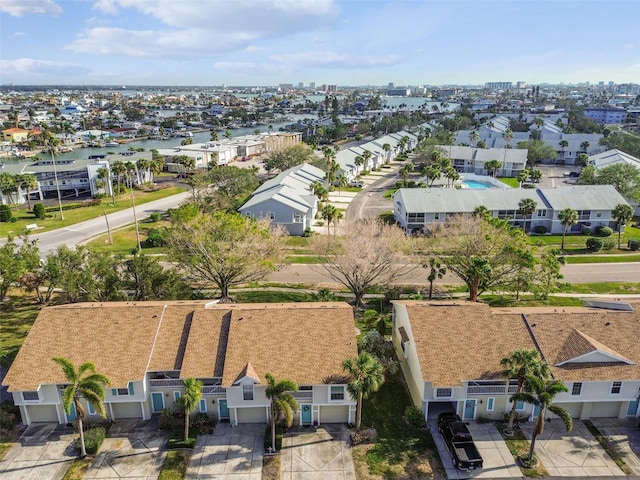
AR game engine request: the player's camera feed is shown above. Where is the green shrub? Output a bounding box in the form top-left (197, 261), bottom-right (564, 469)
top-left (407, 180), bottom-right (417, 188)
top-left (476, 415), bottom-right (492, 424)
top-left (149, 212), bottom-right (162, 222)
top-left (0, 408), bottom-right (17, 430)
top-left (404, 406), bottom-right (426, 428)
top-left (395, 181), bottom-right (404, 189)
top-left (595, 226), bottom-right (613, 237)
top-left (534, 225), bottom-right (547, 234)
top-left (80, 426), bottom-right (106, 454)
top-left (44, 199), bottom-right (101, 213)
top-left (581, 226), bottom-right (592, 235)
top-left (0, 205), bottom-right (13, 223)
top-left (603, 238), bottom-right (615, 250)
top-left (159, 407), bottom-right (185, 431)
top-left (586, 237), bottom-right (604, 252)
top-left (302, 227), bottom-right (314, 237)
top-left (628, 239), bottom-right (640, 251)
top-left (146, 228), bottom-right (168, 247)
top-left (168, 437), bottom-right (196, 449)
top-left (191, 412), bottom-right (217, 435)
top-left (32, 203), bottom-right (46, 219)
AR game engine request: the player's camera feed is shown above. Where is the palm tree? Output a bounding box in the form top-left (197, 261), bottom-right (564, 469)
top-left (612, 203), bottom-right (634, 249)
top-left (512, 376), bottom-right (572, 463)
top-left (265, 373), bottom-right (298, 453)
top-left (473, 205), bottom-right (490, 219)
top-left (424, 257), bottom-right (446, 299)
top-left (362, 149), bottom-right (373, 170)
top-left (382, 143), bottom-right (391, 163)
top-left (518, 198), bottom-right (537, 233)
top-left (325, 161), bottom-right (339, 189)
top-left (0, 173), bottom-right (17, 207)
top-left (423, 163), bottom-right (441, 187)
top-left (558, 208), bottom-right (578, 249)
top-left (354, 156), bottom-right (364, 174)
top-left (224, 129), bottom-right (233, 140)
top-left (322, 146), bottom-right (336, 169)
top-left (559, 140), bottom-right (569, 161)
top-left (469, 130), bottom-right (479, 147)
top-left (177, 378), bottom-right (203, 441)
top-left (335, 173), bottom-right (348, 196)
top-left (342, 352), bottom-right (385, 430)
top-left (500, 349), bottom-right (550, 432)
top-left (52, 357), bottom-right (110, 457)
top-left (111, 160), bottom-right (127, 195)
top-left (400, 163), bottom-right (413, 186)
top-left (484, 159), bottom-right (502, 178)
top-left (95, 167), bottom-right (110, 196)
top-left (576, 153), bottom-right (590, 167)
top-left (580, 140), bottom-right (590, 153)
top-left (42, 130), bottom-right (65, 220)
top-left (502, 129), bottom-right (514, 164)
top-left (321, 204), bottom-right (338, 235)
top-left (529, 169), bottom-right (542, 183)
top-left (517, 170), bottom-right (529, 188)
top-left (444, 167), bottom-right (459, 187)
top-left (210, 130), bottom-right (219, 142)
top-left (136, 158), bottom-right (151, 183)
top-left (15, 173), bottom-right (37, 210)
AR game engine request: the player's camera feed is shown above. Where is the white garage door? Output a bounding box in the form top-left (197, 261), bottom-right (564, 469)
top-left (112, 402), bottom-right (141, 419)
top-left (591, 402), bottom-right (622, 418)
top-left (27, 405), bottom-right (58, 423)
top-left (236, 407), bottom-right (266, 424)
top-left (320, 405), bottom-right (349, 423)
top-left (555, 402), bottom-right (582, 418)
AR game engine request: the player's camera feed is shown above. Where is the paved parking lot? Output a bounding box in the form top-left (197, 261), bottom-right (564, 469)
top-left (188, 423), bottom-right (263, 480)
top-left (520, 418), bottom-right (625, 477)
top-left (429, 420), bottom-right (520, 479)
top-left (0, 423), bottom-right (75, 480)
top-left (281, 424), bottom-right (355, 480)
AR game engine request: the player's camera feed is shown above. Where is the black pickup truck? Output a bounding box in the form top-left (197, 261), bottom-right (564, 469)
top-left (438, 412), bottom-right (483, 471)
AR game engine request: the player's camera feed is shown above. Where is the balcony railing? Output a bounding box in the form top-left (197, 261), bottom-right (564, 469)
top-left (291, 391), bottom-right (313, 400)
top-left (202, 386), bottom-right (226, 395)
top-left (467, 385), bottom-right (518, 395)
top-left (149, 379), bottom-right (184, 387)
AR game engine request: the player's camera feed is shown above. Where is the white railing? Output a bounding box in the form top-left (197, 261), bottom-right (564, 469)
top-left (467, 385), bottom-right (518, 395)
top-left (291, 391), bottom-right (313, 400)
top-left (202, 386), bottom-right (226, 395)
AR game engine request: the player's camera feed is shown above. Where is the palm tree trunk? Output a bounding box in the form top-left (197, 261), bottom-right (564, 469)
top-left (271, 417), bottom-right (277, 452)
top-left (184, 410), bottom-right (190, 441)
top-left (528, 414), bottom-right (544, 462)
top-left (507, 384), bottom-right (523, 430)
top-left (356, 392), bottom-right (363, 430)
top-left (25, 187), bottom-right (32, 210)
top-left (428, 281), bottom-right (434, 300)
top-left (77, 403), bottom-right (87, 457)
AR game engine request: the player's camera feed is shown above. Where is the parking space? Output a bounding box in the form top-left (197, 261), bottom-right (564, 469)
top-left (188, 423), bottom-right (263, 480)
top-left (429, 420), bottom-right (520, 479)
top-left (280, 424), bottom-right (355, 480)
top-left (520, 418), bottom-right (625, 477)
top-left (0, 423), bottom-right (76, 480)
top-left (589, 417), bottom-right (640, 476)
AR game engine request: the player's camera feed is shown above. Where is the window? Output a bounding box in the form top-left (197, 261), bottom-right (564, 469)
top-left (486, 397), bottom-right (495, 411)
top-left (22, 391), bottom-right (39, 401)
top-left (611, 381), bottom-right (622, 395)
top-left (199, 399), bottom-right (207, 413)
top-left (571, 382), bottom-right (582, 396)
top-left (293, 213), bottom-right (303, 223)
top-left (596, 211), bottom-right (602, 218)
top-left (299, 386), bottom-right (312, 391)
top-left (516, 399), bottom-right (525, 410)
top-left (243, 384), bottom-right (254, 401)
top-left (112, 388), bottom-right (130, 396)
top-left (173, 391), bottom-right (181, 402)
top-left (407, 213), bottom-right (425, 223)
top-left (434, 213), bottom-right (440, 220)
top-left (436, 388), bottom-right (453, 398)
top-left (330, 386), bottom-right (345, 401)
top-left (128, 382), bottom-right (135, 396)
top-left (536, 209), bottom-right (547, 217)
top-left (266, 212), bottom-right (275, 221)
top-left (88, 402), bottom-right (96, 415)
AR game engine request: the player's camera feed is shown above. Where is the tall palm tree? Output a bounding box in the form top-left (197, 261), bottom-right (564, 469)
top-left (400, 163), bottom-right (413, 186)
top-left (265, 373), bottom-right (297, 453)
top-left (576, 153), bottom-right (590, 167)
top-left (425, 257), bottom-right (446, 300)
top-left (335, 173), bottom-right (348, 196)
top-left (15, 173), bottom-right (37, 210)
top-left (500, 349), bottom-right (550, 432)
top-left (52, 357), bottom-right (110, 457)
top-left (518, 198), bottom-right (537, 233)
top-left (580, 140), bottom-right (590, 153)
top-left (111, 160), bottom-right (127, 195)
top-left (484, 159), bottom-right (502, 178)
top-left (42, 130), bottom-right (65, 220)
top-left (559, 140), bottom-right (569, 161)
top-left (321, 204), bottom-right (338, 235)
top-left (469, 130), bottom-right (479, 147)
top-left (444, 167), bottom-right (459, 187)
top-left (517, 170), bottom-right (529, 188)
top-left (177, 377), bottom-right (202, 441)
top-left (95, 167), bottom-right (109, 196)
top-left (136, 158), bottom-right (151, 183)
top-left (382, 143), bottom-right (391, 163)
top-left (612, 203), bottom-right (634, 250)
top-left (423, 163), bottom-right (441, 187)
top-left (210, 130), bottom-right (219, 142)
top-left (0, 173), bottom-right (16, 207)
top-left (362, 149), bottom-right (373, 170)
top-left (354, 155), bottom-right (364, 174)
top-left (342, 352), bottom-right (385, 430)
top-left (558, 208), bottom-right (578, 249)
top-left (512, 376), bottom-right (572, 462)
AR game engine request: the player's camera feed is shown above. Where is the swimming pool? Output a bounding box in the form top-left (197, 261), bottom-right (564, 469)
top-left (463, 180), bottom-right (492, 189)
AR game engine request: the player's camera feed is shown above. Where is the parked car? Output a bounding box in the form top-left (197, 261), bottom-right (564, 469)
top-left (349, 180), bottom-right (364, 188)
top-left (569, 171), bottom-right (580, 178)
top-left (438, 412), bottom-right (483, 471)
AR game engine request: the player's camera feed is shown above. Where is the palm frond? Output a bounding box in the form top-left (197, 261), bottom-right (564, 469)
top-left (548, 405), bottom-right (573, 432)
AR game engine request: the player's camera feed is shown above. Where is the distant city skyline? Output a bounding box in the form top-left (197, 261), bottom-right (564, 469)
top-left (1, 0), bottom-right (639, 87)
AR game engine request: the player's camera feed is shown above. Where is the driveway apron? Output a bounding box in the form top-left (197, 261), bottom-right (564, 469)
top-left (0, 423), bottom-right (76, 480)
top-left (280, 424), bottom-right (355, 480)
top-left (589, 417), bottom-right (640, 476)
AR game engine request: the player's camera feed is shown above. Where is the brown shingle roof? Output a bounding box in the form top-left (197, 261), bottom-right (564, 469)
top-left (148, 305), bottom-right (198, 372)
top-left (221, 302), bottom-right (358, 386)
top-left (179, 309), bottom-right (229, 379)
top-left (4, 303), bottom-right (166, 391)
top-left (555, 328), bottom-right (633, 365)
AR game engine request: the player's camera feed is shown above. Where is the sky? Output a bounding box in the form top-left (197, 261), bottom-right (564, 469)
top-left (1, 0), bottom-right (639, 87)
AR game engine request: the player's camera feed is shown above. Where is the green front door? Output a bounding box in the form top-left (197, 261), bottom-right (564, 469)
top-left (301, 404), bottom-right (312, 425)
top-left (152, 392), bottom-right (164, 413)
top-left (219, 399), bottom-right (229, 420)
top-left (66, 402), bottom-right (77, 422)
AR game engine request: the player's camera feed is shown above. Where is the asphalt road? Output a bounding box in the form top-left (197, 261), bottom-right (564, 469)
top-left (268, 262), bottom-right (640, 286)
top-left (26, 191), bottom-right (191, 255)
top-left (345, 164), bottom-right (400, 219)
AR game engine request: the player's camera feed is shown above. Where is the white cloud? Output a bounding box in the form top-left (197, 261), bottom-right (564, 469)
top-left (0, 58), bottom-right (90, 78)
top-left (78, 0), bottom-right (339, 59)
top-left (270, 51), bottom-right (402, 69)
top-left (0, 0), bottom-right (62, 17)
top-left (213, 61), bottom-right (282, 75)
top-left (12, 32), bottom-right (26, 37)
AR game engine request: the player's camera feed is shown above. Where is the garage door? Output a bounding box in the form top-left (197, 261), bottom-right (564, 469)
top-left (236, 407), bottom-right (266, 424)
top-left (27, 405), bottom-right (58, 423)
top-left (555, 402), bottom-right (582, 418)
top-left (111, 402), bottom-right (141, 419)
top-left (591, 402), bottom-right (622, 418)
top-left (320, 405), bottom-right (348, 423)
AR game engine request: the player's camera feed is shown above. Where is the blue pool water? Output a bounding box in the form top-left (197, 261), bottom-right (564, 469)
top-left (463, 180), bottom-right (492, 189)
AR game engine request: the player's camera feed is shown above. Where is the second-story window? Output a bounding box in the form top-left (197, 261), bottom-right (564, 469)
top-left (243, 384), bottom-right (254, 401)
top-left (571, 382), bottom-right (582, 396)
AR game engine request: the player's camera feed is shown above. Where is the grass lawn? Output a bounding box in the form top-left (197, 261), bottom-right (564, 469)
top-left (498, 177), bottom-right (520, 188)
top-left (564, 254), bottom-right (640, 264)
top-left (0, 289), bottom-right (46, 368)
top-left (353, 375), bottom-right (445, 479)
top-left (556, 282), bottom-right (640, 295)
top-left (382, 188), bottom-right (399, 199)
top-left (159, 450), bottom-right (191, 480)
top-left (496, 422), bottom-right (548, 477)
top-left (0, 186), bottom-right (186, 239)
top-left (61, 456), bottom-right (93, 480)
top-left (262, 455), bottom-right (280, 480)
top-left (479, 295), bottom-right (584, 307)
top-left (85, 219), bottom-right (170, 255)
top-left (286, 255), bottom-right (327, 264)
top-left (233, 290), bottom-right (316, 303)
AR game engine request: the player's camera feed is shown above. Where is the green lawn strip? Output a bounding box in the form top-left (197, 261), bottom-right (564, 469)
top-left (285, 255), bottom-right (327, 264)
top-left (563, 254), bottom-right (640, 264)
top-left (583, 420), bottom-right (634, 475)
top-left (556, 282), bottom-right (640, 295)
top-left (284, 236), bottom-right (310, 247)
top-left (159, 449), bottom-right (191, 480)
top-left (354, 375), bottom-right (445, 479)
top-left (61, 455), bottom-right (93, 480)
top-left (1, 187), bottom-right (186, 238)
top-left (495, 422), bottom-right (548, 477)
top-left (0, 291), bottom-right (45, 368)
top-left (498, 177), bottom-right (520, 188)
top-left (262, 454), bottom-right (281, 480)
top-left (382, 188), bottom-right (399, 199)
top-left (85, 220), bottom-right (169, 255)
top-left (233, 290), bottom-right (316, 303)
top-left (479, 295), bottom-right (584, 307)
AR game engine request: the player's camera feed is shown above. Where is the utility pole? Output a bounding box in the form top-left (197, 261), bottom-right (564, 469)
top-left (103, 210), bottom-right (113, 245)
top-left (130, 187), bottom-right (141, 252)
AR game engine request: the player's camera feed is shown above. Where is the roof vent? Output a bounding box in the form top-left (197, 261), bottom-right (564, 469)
top-left (581, 299), bottom-right (634, 311)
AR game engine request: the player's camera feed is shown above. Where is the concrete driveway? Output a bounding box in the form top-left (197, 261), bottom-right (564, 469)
top-left (188, 423), bottom-right (264, 479)
top-left (589, 417), bottom-right (640, 476)
top-left (0, 423), bottom-right (76, 480)
top-left (280, 424), bottom-right (355, 480)
top-left (84, 419), bottom-right (167, 480)
top-left (429, 420), bottom-right (520, 479)
top-left (520, 418), bottom-right (625, 477)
